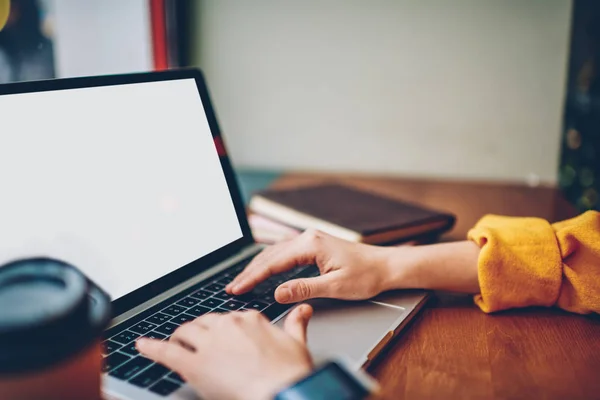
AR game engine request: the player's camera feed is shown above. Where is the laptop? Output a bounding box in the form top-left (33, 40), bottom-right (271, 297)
top-left (0, 69), bottom-right (429, 399)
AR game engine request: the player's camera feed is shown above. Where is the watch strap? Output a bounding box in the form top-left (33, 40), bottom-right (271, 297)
top-left (274, 359), bottom-right (378, 400)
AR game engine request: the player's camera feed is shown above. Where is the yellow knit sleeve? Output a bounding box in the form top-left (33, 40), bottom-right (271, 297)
top-left (468, 211), bottom-right (600, 314)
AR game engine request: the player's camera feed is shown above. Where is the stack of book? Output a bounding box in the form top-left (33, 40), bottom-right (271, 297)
top-left (248, 183), bottom-right (455, 245)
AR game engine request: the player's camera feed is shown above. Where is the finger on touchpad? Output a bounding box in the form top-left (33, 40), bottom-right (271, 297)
top-left (276, 299), bottom-right (407, 367)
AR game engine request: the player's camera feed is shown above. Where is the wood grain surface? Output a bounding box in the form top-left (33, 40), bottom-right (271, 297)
top-left (273, 173), bottom-right (600, 400)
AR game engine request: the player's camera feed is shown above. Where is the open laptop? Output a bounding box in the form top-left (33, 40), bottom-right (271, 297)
top-left (0, 69), bottom-right (428, 399)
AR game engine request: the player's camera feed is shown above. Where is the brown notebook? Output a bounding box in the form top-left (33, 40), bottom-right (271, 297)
top-left (249, 183), bottom-right (455, 244)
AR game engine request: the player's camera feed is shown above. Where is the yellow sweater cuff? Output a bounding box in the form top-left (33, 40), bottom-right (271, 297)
top-left (468, 215), bottom-right (562, 313)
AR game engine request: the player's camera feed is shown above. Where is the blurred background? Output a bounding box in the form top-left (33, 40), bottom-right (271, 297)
top-left (1, 0), bottom-right (598, 210)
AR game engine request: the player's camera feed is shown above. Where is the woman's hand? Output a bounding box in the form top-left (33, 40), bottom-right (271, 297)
top-left (227, 230), bottom-right (397, 304)
top-left (228, 230), bottom-right (481, 303)
top-left (137, 305), bottom-right (314, 400)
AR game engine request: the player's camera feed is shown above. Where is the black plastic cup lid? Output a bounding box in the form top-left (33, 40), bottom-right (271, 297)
top-left (0, 257), bottom-right (111, 375)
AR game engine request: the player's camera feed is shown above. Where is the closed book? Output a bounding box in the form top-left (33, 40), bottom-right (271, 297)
top-left (249, 183), bottom-right (455, 244)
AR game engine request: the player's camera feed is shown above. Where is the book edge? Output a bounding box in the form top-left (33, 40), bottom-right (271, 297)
top-left (249, 196), bottom-right (363, 242)
top-left (256, 184), bottom-right (455, 236)
top-left (361, 219), bottom-right (450, 244)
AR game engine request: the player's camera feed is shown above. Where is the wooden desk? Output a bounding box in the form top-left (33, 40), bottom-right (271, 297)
top-left (271, 173), bottom-right (600, 400)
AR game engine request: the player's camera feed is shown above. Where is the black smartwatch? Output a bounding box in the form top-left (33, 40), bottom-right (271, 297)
top-left (274, 360), bottom-right (378, 400)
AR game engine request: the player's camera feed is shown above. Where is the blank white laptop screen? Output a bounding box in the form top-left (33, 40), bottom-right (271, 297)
top-left (0, 79), bottom-right (243, 300)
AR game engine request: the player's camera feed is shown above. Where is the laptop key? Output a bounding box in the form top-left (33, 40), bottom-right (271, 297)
top-left (102, 352), bottom-right (131, 372)
top-left (200, 298), bottom-right (224, 308)
top-left (162, 305), bottom-right (186, 316)
top-left (176, 297), bottom-right (199, 308)
top-left (171, 313), bottom-right (196, 325)
top-left (120, 342), bottom-right (140, 356)
top-left (257, 293), bottom-right (275, 304)
top-left (102, 340), bottom-right (121, 355)
top-left (253, 282), bottom-right (271, 294)
top-left (149, 379), bottom-right (181, 396)
top-left (130, 321), bottom-right (157, 335)
top-left (187, 305), bottom-right (211, 317)
top-left (282, 267), bottom-right (303, 279)
top-left (232, 262), bottom-right (248, 273)
top-left (233, 292), bottom-right (256, 303)
top-left (146, 312), bottom-right (171, 325)
top-left (203, 283), bottom-right (225, 292)
top-left (223, 264), bottom-right (245, 277)
top-left (211, 308), bottom-right (230, 314)
top-left (130, 363), bottom-right (170, 388)
top-left (293, 265), bottom-right (319, 278)
top-left (263, 303), bottom-right (293, 321)
top-left (273, 278), bottom-right (287, 286)
top-left (167, 371), bottom-right (185, 383)
top-left (155, 322), bottom-right (179, 335)
top-left (144, 331), bottom-right (167, 341)
top-left (213, 290), bottom-right (233, 301)
top-left (216, 276), bottom-right (234, 285)
top-left (112, 330), bottom-right (140, 345)
top-left (245, 300), bottom-right (269, 312)
top-left (120, 342), bottom-right (141, 356)
top-left (189, 289), bottom-right (212, 300)
top-left (109, 356), bottom-right (153, 381)
top-left (222, 300), bottom-right (244, 311)
top-left (307, 267), bottom-right (320, 277)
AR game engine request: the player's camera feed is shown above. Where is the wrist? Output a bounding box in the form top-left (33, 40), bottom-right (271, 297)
top-left (379, 245), bottom-right (428, 291)
top-left (273, 360), bottom-right (378, 400)
top-left (254, 363), bottom-right (313, 400)
top-left (380, 241), bottom-right (481, 293)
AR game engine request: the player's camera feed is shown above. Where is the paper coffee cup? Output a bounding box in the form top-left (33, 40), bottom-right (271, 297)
top-left (0, 258), bottom-right (111, 400)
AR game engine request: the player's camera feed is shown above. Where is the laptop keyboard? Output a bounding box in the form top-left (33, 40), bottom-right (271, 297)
top-left (102, 257), bottom-right (319, 397)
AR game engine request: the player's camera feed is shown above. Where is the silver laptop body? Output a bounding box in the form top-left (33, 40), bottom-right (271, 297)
top-left (0, 69), bottom-right (427, 400)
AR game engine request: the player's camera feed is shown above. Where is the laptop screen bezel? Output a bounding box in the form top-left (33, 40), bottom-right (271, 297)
top-left (0, 69), bottom-right (255, 317)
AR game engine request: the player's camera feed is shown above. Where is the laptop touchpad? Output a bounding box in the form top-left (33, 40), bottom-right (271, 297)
top-left (275, 299), bottom-right (406, 367)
